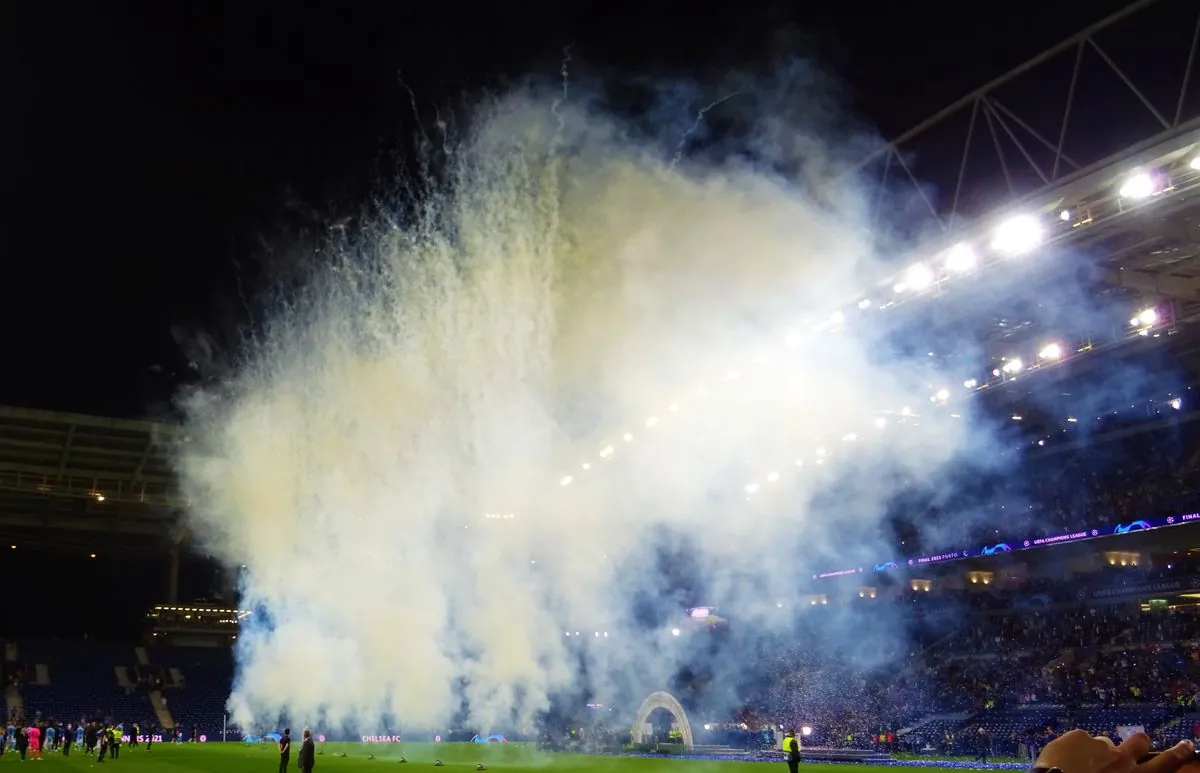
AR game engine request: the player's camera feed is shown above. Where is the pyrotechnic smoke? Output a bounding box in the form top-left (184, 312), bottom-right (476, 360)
top-left (176, 85), bottom-right (978, 736)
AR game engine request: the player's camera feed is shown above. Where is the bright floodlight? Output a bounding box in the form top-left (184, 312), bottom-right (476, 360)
top-left (905, 263), bottom-right (935, 291)
top-left (857, 298), bottom-right (871, 310)
top-left (1059, 209), bottom-right (1071, 221)
top-left (1171, 397), bottom-right (1183, 410)
top-left (671, 628), bottom-right (680, 637)
top-left (1134, 307), bottom-right (1158, 327)
top-left (944, 243), bottom-right (976, 273)
top-left (935, 388), bottom-right (950, 402)
top-left (1119, 171), bottom-right (1155, 200)
top-left (1001, 358), bottom-right (1023, 375)
top-left (1038, 343), bottom-right (1063, 361)
top-left (1191, 157), bottom-right (1200, 171)
top-left (990, 215), bottom-right (1043, 255)
top-left (801, 727), bottom-right (813, 737)
top-left (559, 475), bottom-right (573, 487)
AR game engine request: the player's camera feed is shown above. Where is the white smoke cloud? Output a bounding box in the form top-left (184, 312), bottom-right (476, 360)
top-left (176, 87), bottom-right (974, 736)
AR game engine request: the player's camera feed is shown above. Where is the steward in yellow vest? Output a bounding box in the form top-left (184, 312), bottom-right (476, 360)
top-left (782, 730), bottom-right (800, 773)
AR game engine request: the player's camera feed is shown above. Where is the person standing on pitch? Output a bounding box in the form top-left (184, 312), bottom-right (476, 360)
top-left (279, 728), bottom-right (292, 773)
top-left (782, 729), bottom-right (800, 773)
top-left (298, 729), bottom-right (315, 773)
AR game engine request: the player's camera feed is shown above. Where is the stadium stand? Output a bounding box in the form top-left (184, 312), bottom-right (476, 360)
top-left (895, 414), bottom-right (1200, 557)
top-left (8, 399), bottom-right (1200, 754)
top-left (15, 639), bottom-right (159, 727)
top-left (11, 556), bottom-right (1200, 756)
top-left (143, 646), bottom-right (234, 738)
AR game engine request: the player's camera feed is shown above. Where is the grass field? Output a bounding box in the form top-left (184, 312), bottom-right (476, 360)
top-left (0, 742), bottom-right (1007, 773)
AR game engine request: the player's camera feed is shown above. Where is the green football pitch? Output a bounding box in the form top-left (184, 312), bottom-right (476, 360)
top-left (0, 742), bottom-right (999, 773)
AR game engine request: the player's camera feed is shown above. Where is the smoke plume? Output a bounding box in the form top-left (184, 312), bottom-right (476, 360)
top-left (176, 84), bottom-right (978, 736)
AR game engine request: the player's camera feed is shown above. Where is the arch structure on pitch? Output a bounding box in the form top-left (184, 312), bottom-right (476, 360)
top-left (630, 690), bottom-right (693, 749)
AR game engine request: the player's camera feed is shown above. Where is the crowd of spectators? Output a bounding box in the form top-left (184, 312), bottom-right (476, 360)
top-left (900, 417), bottom-right (1200, 557)
top-left (742, 591), bottom-right (1200, 757)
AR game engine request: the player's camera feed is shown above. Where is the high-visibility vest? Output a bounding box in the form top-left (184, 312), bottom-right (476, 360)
top-left (783, 736), bottom-right (799, 754)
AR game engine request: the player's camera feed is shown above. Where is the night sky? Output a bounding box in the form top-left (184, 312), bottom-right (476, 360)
top-left (0, 0), bottom-right (1155, 419)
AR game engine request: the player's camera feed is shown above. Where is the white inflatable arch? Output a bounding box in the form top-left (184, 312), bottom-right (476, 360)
top-left (630, 690), bottom-right (694, 749)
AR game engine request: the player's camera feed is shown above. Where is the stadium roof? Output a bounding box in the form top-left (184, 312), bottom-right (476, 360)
top-left (0, 404), bottom-right (183, 554)
top-left (842, 0), bottom-right (1200, 374)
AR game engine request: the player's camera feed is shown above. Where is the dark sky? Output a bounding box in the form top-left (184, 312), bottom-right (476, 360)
top-left (0, 0), bottom-right (1151, 419)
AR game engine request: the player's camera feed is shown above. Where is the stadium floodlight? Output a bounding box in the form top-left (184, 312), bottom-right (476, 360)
top-left (874, 417), bottom-right (887, 428)
top-left (893, 282), bottom-right (907, 294)
top-left (990, 215), bottom-right (1044, 256)
top-left (935, 388), bottom-right (950, 401)
top-left (745, 483), bottom-right (760, 494)
top-left (944, 243), bottom-right (976, 273)
top-left (963, 379), bottom-right (978, 388)
top-left (1001, 358), bottom-right (1023, 374)
top-left (671, 628), bottom-right (680, 636)
top-left (1038, 343), bottom-right (1063, 361)
top-left (905, 262), bottom-right (935, 291)
top-left (1059, 209), bottom-right (1071, 221)
top-left (1132, 307), bottom-right (1158, 327)
top-left (801, 727), bottom-right (813, 737)
top-left (858, 298), bottom-right (871, 309)
top-left (559, 475), bottom-right (573, 487)
top-left (1119, 171), bottom-right (1156, 200)
top-left (1191, 157), bottom-right (1200, 171)
top-left (1171, 397), bottom-right (1183, 410)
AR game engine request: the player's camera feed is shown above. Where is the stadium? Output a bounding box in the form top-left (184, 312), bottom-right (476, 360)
top-left (7, 2), bottom-right (1200, 773)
